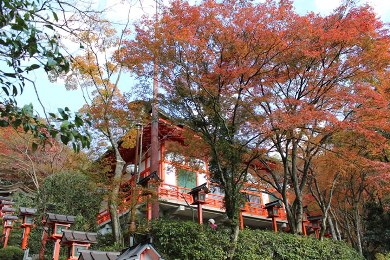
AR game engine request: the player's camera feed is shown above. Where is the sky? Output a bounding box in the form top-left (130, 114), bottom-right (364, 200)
top-left (15, 0), bottom-right (390, 117)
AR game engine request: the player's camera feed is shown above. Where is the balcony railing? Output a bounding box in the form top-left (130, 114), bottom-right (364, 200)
top-left (97, 183), bottom-right (287, 224)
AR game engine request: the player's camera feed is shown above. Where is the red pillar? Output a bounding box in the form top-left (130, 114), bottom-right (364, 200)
top-left (147, 199), bottom-right (152, 222)
top-left (21, 226), bottom-right (31, 249)
top-left (3, 228), bottom-right (10, 248)
top-left (272, 217), bottom-right (278, 232)
top-left (315, 229), bottom-right (319, 239)
top-left (302, 222), bottom-right (307, 236)
top-left (52, 238), bottom-right (61, 260)
top-left (239, 211), bottom-right (244, 230)
top-left (197, 204), bottom-right (203, 224)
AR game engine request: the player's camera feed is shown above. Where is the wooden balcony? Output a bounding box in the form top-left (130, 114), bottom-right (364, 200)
top-left (97, 183), bottom-right (287, 226)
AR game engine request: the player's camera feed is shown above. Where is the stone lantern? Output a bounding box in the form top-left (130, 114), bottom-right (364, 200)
top-left (308, 215), bottom-right (322, 239)
top-left (138, 171), bottom-right (162, 221)
top-left (19, 207), bottom-right (37, 249)
top-left (265, 200), bottom-right (283, 232)
top-left (188, 183), bottom-right (209, 224)
top-left (60, 230), bottom-right (97, 260)
top-left (44, 213), bottom-right (75, 260)
top-left (2, 215), bottom-right (18, 248)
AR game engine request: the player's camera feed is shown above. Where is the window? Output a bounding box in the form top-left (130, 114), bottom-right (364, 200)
top-left (55, 224), bottom-right (67, 235)
top-left (25, 216), bottom-right (34, 224)
top-left (177, 169), bottom-right (196, 191)
top-left (73, 245), bottom-right (88, 257)
top-left (269, 194), bottom-right (279, 203)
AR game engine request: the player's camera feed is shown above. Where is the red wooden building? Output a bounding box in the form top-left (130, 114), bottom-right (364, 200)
top-left (97, 118), bottom-right (287, 231)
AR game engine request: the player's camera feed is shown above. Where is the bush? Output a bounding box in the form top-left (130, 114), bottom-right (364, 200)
top-left (0, 246), bottom-right (24, 260)
top-left (150, 219), bottom-right (228, 260)
top-left (375, 252), bottom-right (390, 260)
top-left (149, 219), bottom-right (362, 260)
top-left (235, 229), bottom-right (363, 260)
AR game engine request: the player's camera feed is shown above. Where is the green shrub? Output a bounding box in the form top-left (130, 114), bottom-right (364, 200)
top-left (375, 252), bottom-right (390, 260)
top-left (151, 219), bottom-right (228, 260)
top-left (0, 246), bottom-right (24, 260)
top-left (148, 219), bottom-right (363, 260)
top-left (235, 229), bottom-right (363, 260)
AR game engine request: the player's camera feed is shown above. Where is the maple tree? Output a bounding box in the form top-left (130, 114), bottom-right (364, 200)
top-left (118, 1), bottom-right (389, 255)
top-left (0, 127), bottom-right (89, 193)
top-left (118, 1), bottom-right (292, 257)
top-left (0, 125), bottom-right (91, 191)
top-left (245, 1), bottom-right (389, 236)
top-left (68, 14), bottom-right (151, 244)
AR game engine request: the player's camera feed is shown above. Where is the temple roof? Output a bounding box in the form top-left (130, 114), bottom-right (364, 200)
top-left (0, 200), bottom-right (14, 205)
top-left (78, 250), bottom-right (119, 260)
top-left (0, 196), bottom-right (12, 201)
top-left (19, 207), bottom-right (37, 216)
top-left (3, 215), bottom-right (18, 221)
top-left (46, 213), bottom-right (75, 224)
top-left (0, 182), bottom-right (35, 198)
top-left (117, 243), bottom-right (163, 260)
top-left (2, 207), bottom-right (16, 212)
top-left (61, 230), bottom-right (97, 244)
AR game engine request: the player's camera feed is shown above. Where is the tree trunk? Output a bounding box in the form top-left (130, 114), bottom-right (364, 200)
top-left (327, 215), bottom-right (338, 240)
top-left (354, 207), bottom-right (363, 256)
top-left (108, 150), bottom-right (125, 245)
top-left (334, 215), bottom-right (342, 240)
top-left (227, 222), bottom-right (240, 260)
top-left (319, 212), bottom-right (327, 240)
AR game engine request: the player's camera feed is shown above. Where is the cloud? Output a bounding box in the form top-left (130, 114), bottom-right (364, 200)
top-left (366, 0), bottom-right (390, 21)
top-left (313, 0), bottom-right (340, 15)
top-left (311, 0), bottom-right (389, 22)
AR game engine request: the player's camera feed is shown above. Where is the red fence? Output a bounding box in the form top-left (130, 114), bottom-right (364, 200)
top-left (97, 183), bottom-right (287, 224)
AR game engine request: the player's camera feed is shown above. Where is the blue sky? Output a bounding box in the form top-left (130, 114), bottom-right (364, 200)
top-left (15, 0), bottom-right (390, 117)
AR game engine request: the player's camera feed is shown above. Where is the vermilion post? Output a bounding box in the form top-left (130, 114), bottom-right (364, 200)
top-left (147, 197), bottom-right (152, 221)
top-left (197, 204), bottom-right (203, 224)
top-left (53, 238), bottom-right (61, 260)
top-left (21, 226), bottom-right (31, 249)
top-left (239, 211), bottom-right (244, 230)
top-left (272, 217), bottom-right (278, 232)
top-left (3, 228), bottom-right (10, 248)
top-left (302, 222), bottom-right (307, 236)
top-left (315, 229), bottom-right (319, 239)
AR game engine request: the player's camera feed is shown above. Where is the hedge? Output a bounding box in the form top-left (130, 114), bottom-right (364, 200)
top-left (0, 246), bottom-right (24, 260)
top-left (150, 219), bottom-right (363, 260)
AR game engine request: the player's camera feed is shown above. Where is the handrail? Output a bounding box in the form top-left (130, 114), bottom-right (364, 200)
top-left (97, 183), bottom-right (288, 224)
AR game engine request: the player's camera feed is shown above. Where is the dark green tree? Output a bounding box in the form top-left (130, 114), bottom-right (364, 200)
top-left (37, 172), bottom-right (103, 231)
top-left (364, 199), bottom-right (390, 257)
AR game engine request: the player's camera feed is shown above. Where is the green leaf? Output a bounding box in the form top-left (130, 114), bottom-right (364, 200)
top-left (75, 115), bottom-right (83, 127)
top-left (60, 134), bottom-right (70, 144)
top-left (52, 11), bottom-right (58, 22)
top-left (32, 142), bottom-right (38, 152)
top-left (12, 119), bottom-right (22, 128)
top-left (0, 120), bottom-right (9, 127)
top-left (58, 108), bottom-right (68, 120)
top-left (2, 87), bottom-right (9, 96)
top-left (44, 24), bottom-right (54, 30)
top-left (26, 64), bottom-right (40, 71)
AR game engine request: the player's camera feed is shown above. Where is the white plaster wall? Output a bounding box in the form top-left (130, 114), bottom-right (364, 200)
top-left (262, 193), bottom-right (270, 205)
top-left (164, 163), bottom-right (177, 186)
top-left (198, 173), bottom-right (207, 186)
top-left (140, 160), bottom-right (146, 172)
